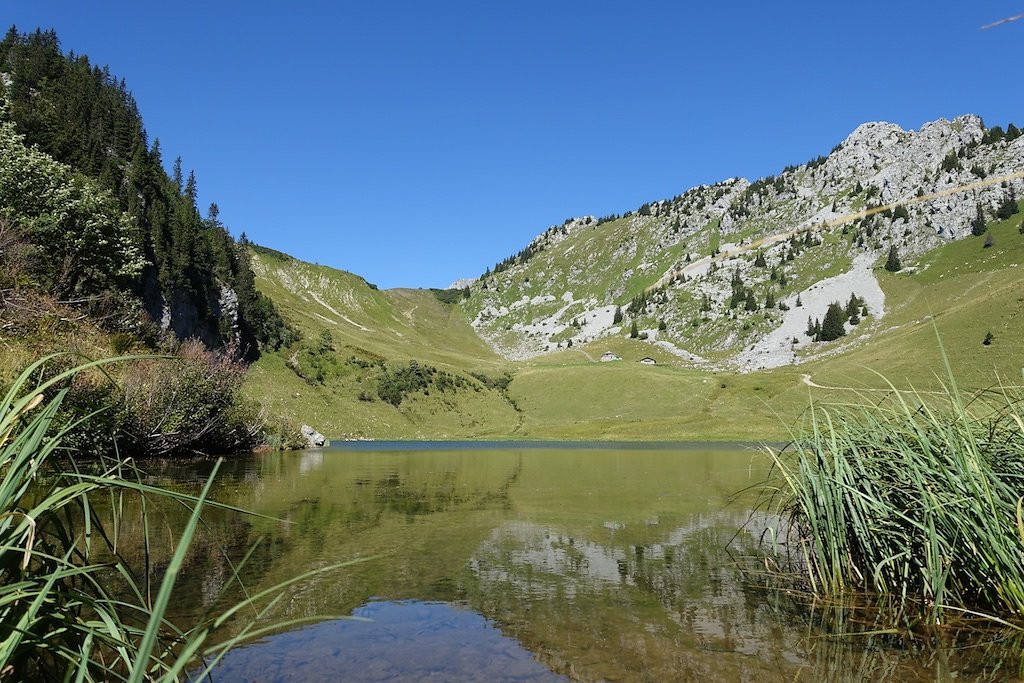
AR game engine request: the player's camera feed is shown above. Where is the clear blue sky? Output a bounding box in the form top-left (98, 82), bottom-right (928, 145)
top-left (6, 2), bottom-right (1022, 288)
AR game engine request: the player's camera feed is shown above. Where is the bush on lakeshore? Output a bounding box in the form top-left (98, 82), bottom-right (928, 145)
top-left (117, 339), bottom-right (264, 456)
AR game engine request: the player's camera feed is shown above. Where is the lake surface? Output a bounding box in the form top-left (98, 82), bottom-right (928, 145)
top-left (134, 443), bottom-right (1019, 682)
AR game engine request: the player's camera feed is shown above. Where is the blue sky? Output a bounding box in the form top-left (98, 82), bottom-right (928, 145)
top-left (6, 2), bottom-right (1022, 288)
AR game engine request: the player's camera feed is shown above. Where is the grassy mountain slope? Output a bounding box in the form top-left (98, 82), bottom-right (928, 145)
top-left (243, 247), bottom-right (521, 439)
top-left (508, 208), bottom-right (1024, 440)
top-left (246, 203), bottom-right (1023, 442)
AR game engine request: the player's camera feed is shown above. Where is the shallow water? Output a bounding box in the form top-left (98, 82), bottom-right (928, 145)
top-left (132, 443), bottom-right (1021, 682)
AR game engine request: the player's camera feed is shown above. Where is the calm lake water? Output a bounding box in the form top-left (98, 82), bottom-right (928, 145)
top-left (132, 443), bottom-right (1020, 682)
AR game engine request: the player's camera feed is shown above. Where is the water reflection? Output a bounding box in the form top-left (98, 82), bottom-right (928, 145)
top-left (124, 446), bottom-right (1022, 682)
top-left (210, 600), bottom-right (566, 683)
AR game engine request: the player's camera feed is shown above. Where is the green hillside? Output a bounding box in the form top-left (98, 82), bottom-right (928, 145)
top-left (243, 247), bottom-right (522, 439)
top-left (245, 206), bottom-right (1024, 442)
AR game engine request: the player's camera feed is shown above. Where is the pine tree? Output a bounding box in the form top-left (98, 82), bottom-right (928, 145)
top-left (765, 290), bottom-right (776, 309)
top-left (996, 188), bottom-right (1019, 220)
top-left (971, 204), bottom-right (987, 236)
top-left (172, 155), bottom-right (183, 190)
top-left (630, 320), bottom-right (639, 338)
top-left (845, 293), bottom-right (860, 319)
top-left (885, 245), bottom-right (902, 272)
top-left (820, 302), bottom-right (847, 342)
top-left (754, 252), bottom-right (767, 267)
top-left (185, 170), bottom-right (197, 206)
top-left (613, 306), bottom-right (623, 324)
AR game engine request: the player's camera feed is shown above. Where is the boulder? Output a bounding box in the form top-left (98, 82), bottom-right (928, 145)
top-left (300, 424), bottom-right (327, 448)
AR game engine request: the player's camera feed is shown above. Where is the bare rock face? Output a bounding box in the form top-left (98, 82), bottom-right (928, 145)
top-left (142, 268), bottom-right (245, 350)
top-left (301, 424), bottom-right (327, 448)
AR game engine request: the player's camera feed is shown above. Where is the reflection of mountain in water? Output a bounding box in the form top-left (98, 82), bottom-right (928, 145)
top-left (466, 510), bottom-right (811, 680)
top-left (464, 511), bottom-right (1018, 683)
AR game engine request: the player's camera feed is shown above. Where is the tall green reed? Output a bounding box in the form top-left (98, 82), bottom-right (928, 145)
top-left (0, 355), bottom-right (360, 681)
top-left (761, 356), bottom-right (1024, 626)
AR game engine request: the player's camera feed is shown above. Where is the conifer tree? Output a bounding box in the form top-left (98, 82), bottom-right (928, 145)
top-left (185, 170), bottom-right (198, 206)
top-left (630, 320), bottom-right (639, 338)
top-left (971, 204), bottom-right (987, 236)
top-left (845, 293), bottom-right (860, 319)
top-left (885, 245), bottom-right (902, 272)
top-left (613, 306), bottom-right (623, 324)
top-left (820, 302), bottom-right (847, 342)
top-left (996, 188), bottom-right (1019, 220)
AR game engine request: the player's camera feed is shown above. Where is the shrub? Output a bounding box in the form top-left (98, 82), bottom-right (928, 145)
top-left (118, 340), bottom-right (263, 455)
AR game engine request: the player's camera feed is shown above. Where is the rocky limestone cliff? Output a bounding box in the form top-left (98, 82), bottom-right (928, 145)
top-left (459, 115), bottom-right (1023, 368)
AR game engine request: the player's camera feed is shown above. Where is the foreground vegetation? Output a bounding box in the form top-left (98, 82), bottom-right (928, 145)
top-left (760, 351), bottom-right (1024, 626)
top-left (0, 357), bottom-right (346, 680)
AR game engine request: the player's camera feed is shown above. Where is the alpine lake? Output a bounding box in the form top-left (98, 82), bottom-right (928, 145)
top-left (128, 443), bottom-right (1022, 682)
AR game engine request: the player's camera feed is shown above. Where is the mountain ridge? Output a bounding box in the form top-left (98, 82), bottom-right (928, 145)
top-left (458, 114), bottom-right (1022, 369)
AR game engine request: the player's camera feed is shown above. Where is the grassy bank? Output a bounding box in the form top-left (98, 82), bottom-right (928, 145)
top-left (760, 353), bottom-right (1024, 626)
top-left (0, 357), bottom-right (341, 680)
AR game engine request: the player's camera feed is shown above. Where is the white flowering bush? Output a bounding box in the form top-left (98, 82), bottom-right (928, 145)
top-left (0, 119), bottom-right (146, 296)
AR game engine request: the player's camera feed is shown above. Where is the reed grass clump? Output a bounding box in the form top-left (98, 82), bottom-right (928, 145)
top-left (0, 355), bottom-right (353, 681)
top-left (762, 371), bottom-right (1024, 625)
